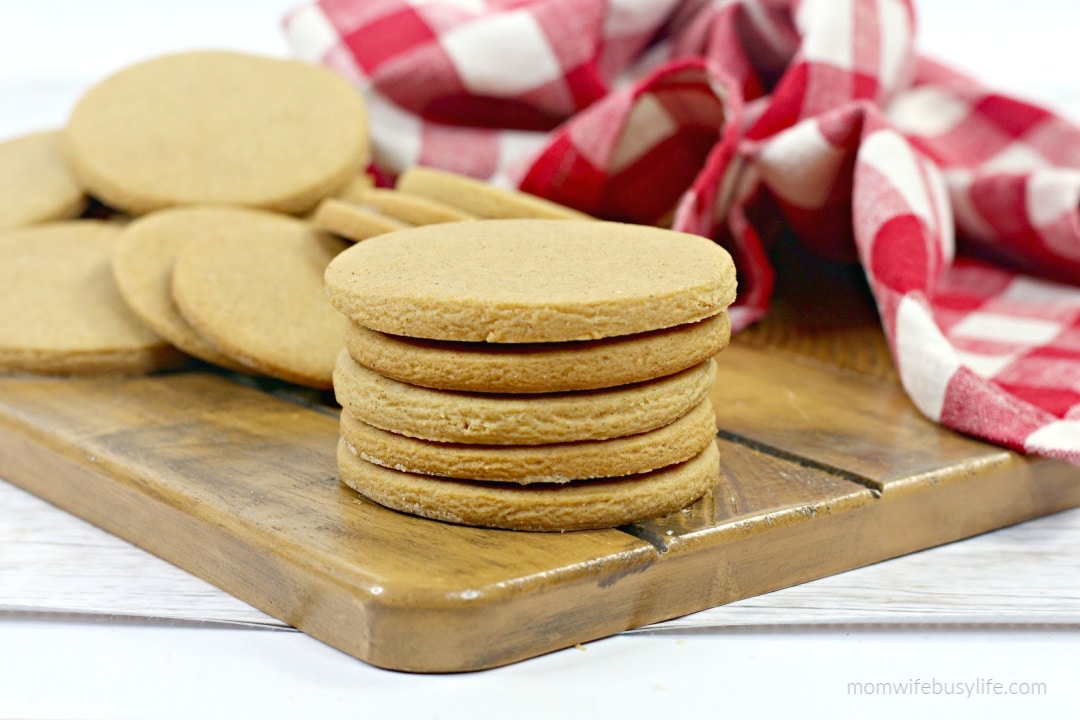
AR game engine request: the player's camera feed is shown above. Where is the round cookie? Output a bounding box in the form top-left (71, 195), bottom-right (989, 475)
top-left (170, 208), bottom-right (349, 388)
top-left (64, 50), bottom-right (369, 215)
top-left (0, 130), bottom-right (86, 230)
top-left (340, 398), bottom-right (716, 483)
top-left (312, 198), bottom-right (408, 242)
top-left (334, 350), bottom-right (717, 444)
top-left (396, 166), bottom-right (592, 220)
top-left (354, 188), bottom-right (476, 225)
top-left (337, 437), bottom-right (720, 531)
top-left (324, 219), bottom-right (737, 343)
top-left (112, 207), bottom-right (253, 372)
top-left (344, 311), bottom-right (730, 393)
top-left (0, 221), bottom-right (182, 375)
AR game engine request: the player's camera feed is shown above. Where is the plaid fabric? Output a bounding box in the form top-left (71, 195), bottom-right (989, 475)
top-left (286, 0), bottom-right (1080, 466)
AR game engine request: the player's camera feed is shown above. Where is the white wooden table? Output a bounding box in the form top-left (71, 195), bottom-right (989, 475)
top-left (2, 1), bottom-right (1079, 717)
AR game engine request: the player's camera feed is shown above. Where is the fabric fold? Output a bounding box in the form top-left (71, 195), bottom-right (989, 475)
top-left (285, 0), bottom-right (1080, 465)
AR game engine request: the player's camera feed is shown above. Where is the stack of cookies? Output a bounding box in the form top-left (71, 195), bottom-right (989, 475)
top-left (324, 218), bottom-right (737, 531)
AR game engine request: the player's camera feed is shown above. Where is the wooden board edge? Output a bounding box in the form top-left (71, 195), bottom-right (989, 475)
top-left (622, 442), bottom-right (1080, 631)
top-left (0, 395), bottom-right (665, 672)
top-left (3, 369), bottom-right (1078, 672)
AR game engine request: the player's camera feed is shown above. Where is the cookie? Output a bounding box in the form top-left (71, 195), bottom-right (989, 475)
top-left (0, 221), bottom-right (182, 375)
top-left (324, 219), bottom-right (737, 343)
top-left (170, 208), bottom-right (349, 388)
top-left (334, 350), bottom-right (717, 445)
top-left (333, 173), bottom-right (375, 204)
top-left (353, 188), bottom-right (476, 225)
top-left (344, 311), bottom-right (730, 393)
top-left (112, 207), bottom-right (253, 372)
top-left (311, 198), bottom-right (408, 242)
top-left (396, 166), bottom-right (592, 220)
top-left (64, 50), bottom-right (369, 215)
top-left (0, 130), bottom-right (86, 230)
top-left (336, 437), bottom-right (720, 531)
top-left (340, 397), bottom-right (715, 482)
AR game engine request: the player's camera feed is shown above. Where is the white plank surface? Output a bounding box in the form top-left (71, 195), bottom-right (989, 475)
top-left (2, 619), bottom-right (1076, 720)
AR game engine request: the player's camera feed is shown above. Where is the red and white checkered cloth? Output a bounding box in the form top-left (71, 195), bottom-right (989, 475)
top-left (285, 0), bottom-right (1080, 466)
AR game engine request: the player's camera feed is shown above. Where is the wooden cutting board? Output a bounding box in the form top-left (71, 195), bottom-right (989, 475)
top-left (1, 246), bottom-right (1078, 672)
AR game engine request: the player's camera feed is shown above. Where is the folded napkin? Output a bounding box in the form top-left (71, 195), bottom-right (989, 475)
top-left (285, 0), bottom-right (1080, 465)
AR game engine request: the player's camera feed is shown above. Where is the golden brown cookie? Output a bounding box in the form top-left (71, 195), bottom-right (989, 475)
top-left (336, 437), bottom-right (720, 531)
top-left (344, 311), bottom-right (730, 393)
top-left (396, 166), bottom-right (591, 220)
top-left (0, 130), bottom-right (86, 230)
top-left (112, 207), bottom-right (253, 371)
top-left (170, 208), bottom-right (349, 388)
top-left (0, 221), bottom-right (181, 375)
top-left (340, 398), bottom-right (716, 482)
top-left (353, 187), bottom-right (476, 225)
top-left (334, 350), bottom-right (717, 444)
top-left (64, 50), bottom-right (369, 215)
top-left (311, 198), bottom-right (408, 242)
top-left (324, 219), bottom-right (737, 343)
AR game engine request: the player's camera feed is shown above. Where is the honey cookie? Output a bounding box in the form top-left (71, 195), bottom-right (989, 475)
top-left (64, 50), bottom-right (369, 215)
top-left (0, 221), bottom-right (181, 375)
top-left (170, 208), bottom-right (349, 388)
top-left (353, 188), bottom-right (475, 225)
top-left (341, 398), bottom-right (716, 482)
top-left (0, 130), bottom-right (86, 230)
top-left (344, 312), bottom-right (730, 393)
top-left (311, 198), bottom-right (407, 242)
top-left (112, 207), bottom-right (253, 372)
top-left (396, 166), bottom-right (591, 220)
top-left (334, 350), bottom-right (717, 444)
top-left (324, 219), bottom-right (737, 343)
top-left (337, 437), bottom-right (720, 531)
